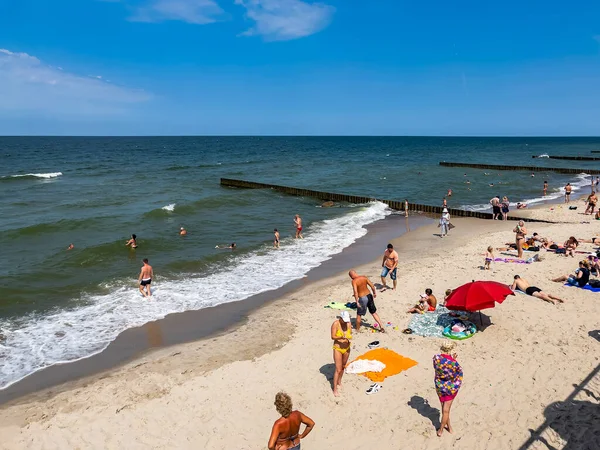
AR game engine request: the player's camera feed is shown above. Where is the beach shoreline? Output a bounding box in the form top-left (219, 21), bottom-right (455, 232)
top-left (0, 211), bottom-right (433, 405)
top-left (1, 203), bottom-right (598, 449)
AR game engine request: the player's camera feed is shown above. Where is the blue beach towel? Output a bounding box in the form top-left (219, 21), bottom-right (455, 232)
top-left (408, 306), bottom-right (458, 338)
top-left (564, 283), bottom-right (600, 293)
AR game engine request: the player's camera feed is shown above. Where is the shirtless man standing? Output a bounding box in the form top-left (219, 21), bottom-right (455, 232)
top-left (511, 275), bottom-right (563, 304)
top-left (490, 195), bottom-right (501, 220)
top-left (381, 243), bottom-right (399, 290)
top-left (349, 270), bottom-right (385, 333)
top-left (138, 258), bottom-right (153, 298)
top-left (294, 214), bottom-right (303, 239)
top-left (565, 183), bottom-right (572, 203)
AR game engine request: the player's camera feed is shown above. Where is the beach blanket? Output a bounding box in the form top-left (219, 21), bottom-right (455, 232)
top-left (351, 348), bottom-right (417, 382)
top-left (345, 359), bottom-right (385, 375)
top-left (564, 283), bottom-right (600, 292)
top-left (408, 306), bottom-right (457, 338)
top-left (324, 302), bottom-right (352, 310)
top-left (494, 257), bottom-right (533, 264)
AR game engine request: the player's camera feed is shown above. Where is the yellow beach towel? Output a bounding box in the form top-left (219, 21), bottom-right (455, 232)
top-left (351, 348), bottom-right (418, 382)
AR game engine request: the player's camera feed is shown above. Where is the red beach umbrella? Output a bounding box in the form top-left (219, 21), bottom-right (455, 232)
top-left (445, 281), bottom-right (514, 312)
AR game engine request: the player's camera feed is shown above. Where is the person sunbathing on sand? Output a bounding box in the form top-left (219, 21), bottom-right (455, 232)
top-left (511, 275), bottom-right (564, 304)
top-left (552, 260), bottom-right (590, 287)
top-left (578, 236), bottom-right (600, 244)
top-left (564, 237), bottom-right (578, 257)
top-left (268, 392), bottom-right (314, 450)
top-left (407, 289), bottom-right (437, 313)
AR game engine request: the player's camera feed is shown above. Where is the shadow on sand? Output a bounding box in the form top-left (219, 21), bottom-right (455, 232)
top-left (407, 395), bottom-right (441, 429)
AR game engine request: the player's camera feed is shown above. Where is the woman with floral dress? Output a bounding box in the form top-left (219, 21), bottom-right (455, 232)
top-left (433, 341), bottom-right (463, 437)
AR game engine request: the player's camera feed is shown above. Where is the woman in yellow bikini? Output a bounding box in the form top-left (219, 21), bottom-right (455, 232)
top-left (331, 311), bottom-right (352, 397)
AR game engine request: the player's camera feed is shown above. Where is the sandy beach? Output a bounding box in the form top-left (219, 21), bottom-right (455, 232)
top-left (1, 206), bottom-right (599, 450)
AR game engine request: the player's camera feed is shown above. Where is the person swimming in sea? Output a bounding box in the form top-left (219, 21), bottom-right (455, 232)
top-left (67, 243), bottom-right (74, 250)
top-left (126, 234), bottom-right (137, 249)
top-left (216, 243), bottom-right (236, 250)
top-left (180, 227), bottom-right (187, 236)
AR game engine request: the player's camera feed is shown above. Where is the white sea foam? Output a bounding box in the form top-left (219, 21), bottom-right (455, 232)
top-left (0, 202), bottom-right (390, 389)
top-left (3, 172), bottom-right (63, 179)
top-left (161, 203), bottom-right (176, 212)
top-left (461, 174), bottom-right (591, 211)
top-left (537, 154), bottom-right (550, 158)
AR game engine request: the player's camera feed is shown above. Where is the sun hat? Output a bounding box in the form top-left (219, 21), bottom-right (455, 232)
top-left (340, 311), bottom-right (351, 323)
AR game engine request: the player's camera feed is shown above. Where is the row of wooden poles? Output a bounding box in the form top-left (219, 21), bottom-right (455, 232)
top-left (220, 178), bottom-right (552, 223)
top-left (532, 155), bottom-right (600, 161)
top-left (439, 162), bottom-right (600, 175)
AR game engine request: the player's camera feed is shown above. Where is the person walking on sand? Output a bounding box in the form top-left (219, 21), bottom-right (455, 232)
top-left (440, 208), bottom-right (450, 237)
top-left (381, 243), bottom-right (399, 290)
top-left (565, 183), bottom-right (572, 203)
top-left (349, 270), bottom-right (385, 333)
top-left (511, 275), bottom-right (564, 304)
top-left (138, 258), bottom-right (153, 298)
top-left (434, 341), bottom-right (463, 437)
top-left (126, 234), bottom-right (137, 249)
top-left (404, 199), bottom-right (409, 217)
top-left (513, 220), bottom-right (527, 259)
top-left (274, 229), bottom-right (280, 248)
top-left (331, 311), bottom-right (352, 397)
top-left (585, 191), bottom-right (598, 215)
top-left (268, 392), bottom-right (315, 450)
top-left (294, 215), bottom-right (303, 239)
top-left (484, 246), bottom-right (494, 270)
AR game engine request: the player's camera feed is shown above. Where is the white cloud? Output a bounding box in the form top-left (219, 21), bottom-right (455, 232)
top-left (128, 0), bottom-right (225, 24)
top-left (0, 48), bottom-right (150, 115)
top-left (236, 0), bottom-right (335, 41)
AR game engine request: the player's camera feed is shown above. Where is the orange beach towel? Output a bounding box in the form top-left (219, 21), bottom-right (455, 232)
top-left (351, 348), bottom-right (418, 382)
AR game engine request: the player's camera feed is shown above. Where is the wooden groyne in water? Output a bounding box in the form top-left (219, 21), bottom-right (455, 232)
top-left (439, 162), bottom-right (600, 175)
top-left (220, 178), bottom-right (551, 222)
top-left (532, 155), bottom-right (600, 161)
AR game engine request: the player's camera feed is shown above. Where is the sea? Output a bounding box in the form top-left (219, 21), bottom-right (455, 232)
top-left (1, 136), bottom-right (599, 390)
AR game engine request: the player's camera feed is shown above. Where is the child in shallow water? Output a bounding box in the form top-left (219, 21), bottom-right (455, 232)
top-left (484, 246), bottom-right (494, 270)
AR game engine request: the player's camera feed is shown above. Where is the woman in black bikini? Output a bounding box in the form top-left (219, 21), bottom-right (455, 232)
top-left (267, 392), bottom-right (314, 450)
top-left (513, 221), bottom-right (527, 259)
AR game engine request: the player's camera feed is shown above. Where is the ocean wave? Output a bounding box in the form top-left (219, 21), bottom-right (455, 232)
top-left (0, 202), bottom-right (390, 389)
top-left (0, 172), bottom-right (62, 181)
top-left (161, 203), bottom-right (176, 212)
top-left (536, 154), bottom-right (549, 158)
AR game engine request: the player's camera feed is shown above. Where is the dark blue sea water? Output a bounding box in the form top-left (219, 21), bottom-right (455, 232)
top-left (0, 136), bottom-right (598, 389)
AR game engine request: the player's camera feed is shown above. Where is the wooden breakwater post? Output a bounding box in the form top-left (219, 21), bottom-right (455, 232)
top-left (439, 162), bottom-right (600, 175)
top-left (220, 178), bottom-right (552, 223)
top-left (532, 155), bottom-right (600, 161)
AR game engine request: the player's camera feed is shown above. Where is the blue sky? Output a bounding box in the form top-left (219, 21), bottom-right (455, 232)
top-left (1, 0), bottom-right (600, 135)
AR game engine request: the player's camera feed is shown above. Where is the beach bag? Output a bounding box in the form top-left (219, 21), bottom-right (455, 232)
top-left (588, 279), bottom-right (600, 288)
top-left (448, 223), bottom-right (456, 230)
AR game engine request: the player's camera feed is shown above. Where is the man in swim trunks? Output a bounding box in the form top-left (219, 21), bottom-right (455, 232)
top-left (511, 275), bottom-right (563, 304)
top-left (349, 270), bottom-right (385, 333)
top-left (490, 195), bottom-right (501, 220)
top-left (274, 229), bottom-right (280, 248)
top-left (138, 258), bottom-right (153, 298)
top-left (565, 183), bottom-right (572, 203)
top-left (381, 243), bottom-right (399, 290)
top-left (294, 214), bottom-right (303, 239)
